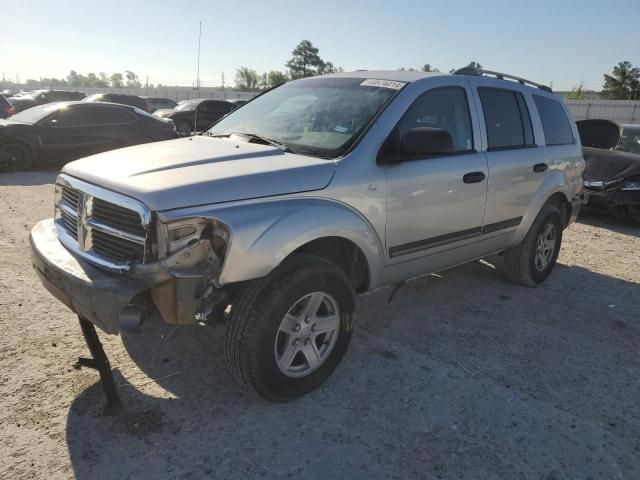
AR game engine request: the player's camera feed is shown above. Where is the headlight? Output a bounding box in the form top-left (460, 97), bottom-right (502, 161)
top-left (621, 180), bottom-right (640, 191)
top-left (158, 217), bottom-right (230, 262)
top-left (583, 180), bottom-right (604, 188)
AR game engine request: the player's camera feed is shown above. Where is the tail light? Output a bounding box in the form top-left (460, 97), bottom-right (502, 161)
top-left (3, 106), bottom-right (15, 116)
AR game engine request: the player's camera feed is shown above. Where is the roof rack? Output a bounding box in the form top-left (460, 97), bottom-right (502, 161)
top-left (453, 67), bottom-right (553, 93)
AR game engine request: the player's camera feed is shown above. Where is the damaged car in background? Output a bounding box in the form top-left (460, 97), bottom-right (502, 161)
top-left (30, 68), bottom-right (584, 406)
top-left (579, 120), bottom-right (640, 222)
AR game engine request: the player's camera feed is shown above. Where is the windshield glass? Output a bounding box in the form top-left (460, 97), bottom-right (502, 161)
top-left (617, 127), bottom-right (640, 154)
top-left (9, 103), bottom-right (62, 124)
top-left (174, 100), bottom-right (199, 111)
top-left (208, 77), bottom-right (401, 158)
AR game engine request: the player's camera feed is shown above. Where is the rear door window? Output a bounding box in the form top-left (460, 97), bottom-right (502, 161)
top-left (92, 106), bottom-right (137, 124)
top-left (478, 88), bottom-right (534, 151)
top-left (533, 95), bottom-right (574, 146)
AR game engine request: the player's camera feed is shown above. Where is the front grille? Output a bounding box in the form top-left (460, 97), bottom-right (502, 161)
top-left (57, 183), bottom-right (149, 266)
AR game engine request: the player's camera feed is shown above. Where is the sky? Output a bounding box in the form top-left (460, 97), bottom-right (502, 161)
top-left (2, 0), bottom-right (639, 91)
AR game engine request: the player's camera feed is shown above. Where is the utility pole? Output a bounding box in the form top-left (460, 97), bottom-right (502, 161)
top-left (195, 20), bottom-right (202, 92)
top-left (221, 72), bottom-right (225, 89)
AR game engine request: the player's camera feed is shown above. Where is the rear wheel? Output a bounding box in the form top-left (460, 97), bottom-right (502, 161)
top-left (175, 119), bottom-right (192, 137)
top-left (225, 254), bottom-right (355, 402)
top-left (0, 143), bottom-right (32, 172)
top-left (504, 203), bottom-right (563, 287)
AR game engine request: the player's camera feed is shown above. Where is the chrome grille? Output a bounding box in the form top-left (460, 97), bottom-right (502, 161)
top-left (55, 178), bottom-right (150, 269)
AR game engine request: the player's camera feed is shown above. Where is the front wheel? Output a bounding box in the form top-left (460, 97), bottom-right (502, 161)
top-left (225, 254), bottom-right (355, 402)
top-left (504, 204), bottom-right (563, 287)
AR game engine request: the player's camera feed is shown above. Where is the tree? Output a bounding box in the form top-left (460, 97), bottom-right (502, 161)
top-left (125, 70), bottom-right (141, 88)
top-left (602, 61), bottom-right (640, 100)
top-left (96, 72), bottom-right (109, 88)
top-left (466, 61), bottom-right (483, 69)
top-left (266, 70), bottom-right (288, 88)
top-left (235, 67), bottom-right (260, 90)
top-left (319, 61), bottom-right (338, 75)
top-left (286, 40), bottom-right (328, 79)
top-left (67, 70), bottom-right (81, 87)
top-left (110, 72), bottom-right (124, 88)
top-left (422, 64), bottom-right (439, 72)
top-left (567, 82), bottom-right (587, 100)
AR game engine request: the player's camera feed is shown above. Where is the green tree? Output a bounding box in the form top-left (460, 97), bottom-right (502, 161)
top-left (96, 72), bottom-right (109, 88)
top-left (567, 81), bottom-right (586, 100)
top-left (125, 70), bottom-right (141, 88)
top-left (466, 61), bottom-right (483, 69)
top-left (286, 40), bottom-right (328, 79)
top-left (66, 70), bottom-right (81, 87)
top-left (422, 64), bottom-right (439, 72)
top-left (85, 72), bottom-right (98, 87)
top-left (235, 67), bottom-right (260, 90)
top-left (602, 61), bottom-right (640, 100)
top-left (110, 72), bottom-right (124, 88)
top-left (266, 70), bottom-right (288, 88)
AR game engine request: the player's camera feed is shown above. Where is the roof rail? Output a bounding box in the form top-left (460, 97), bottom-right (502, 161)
top-left (453, 67), bottom-right (553, 93)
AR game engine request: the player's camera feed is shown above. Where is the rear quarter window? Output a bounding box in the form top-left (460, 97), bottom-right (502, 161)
top-left (533, 95), bottom-right (574, 146)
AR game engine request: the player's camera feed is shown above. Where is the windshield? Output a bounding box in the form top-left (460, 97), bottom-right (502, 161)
top-left (174, 100), bottom-right (199, 111)
top-left (208, 77), bottom-right (401, 158)
top-left (9, 103), bottom-right (62, 124)
top-left (617, 127), bottom-right (640, 154)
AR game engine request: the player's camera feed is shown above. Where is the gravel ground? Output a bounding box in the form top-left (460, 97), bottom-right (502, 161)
top-left (0, 170), bottom-right (639, 480)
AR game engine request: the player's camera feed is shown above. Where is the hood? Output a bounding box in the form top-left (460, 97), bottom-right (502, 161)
top-left (153, 109), bottom-right (175, 117)
top-left (583, 146), bottom-right (640, 181)
top-left (62, 136), bottom-right (336, 211)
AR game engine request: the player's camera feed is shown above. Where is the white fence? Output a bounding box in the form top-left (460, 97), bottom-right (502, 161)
top-left (565, 99), bottom-right (640, 124)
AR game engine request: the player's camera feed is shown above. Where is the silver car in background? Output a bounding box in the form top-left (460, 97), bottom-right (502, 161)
top-left (31, 68), bottom-right (584, 402)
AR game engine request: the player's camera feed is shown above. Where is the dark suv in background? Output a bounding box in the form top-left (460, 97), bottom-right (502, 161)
top-left (153, 98), bottom-right (235, 136)
top-left (83, 93), bottom-right (150, 112)
top-left (7, 89), bottom-right (86, 113)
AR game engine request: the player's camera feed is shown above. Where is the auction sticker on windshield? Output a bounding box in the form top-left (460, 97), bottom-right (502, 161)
top-left (360, 79), bottom-right (406, 90)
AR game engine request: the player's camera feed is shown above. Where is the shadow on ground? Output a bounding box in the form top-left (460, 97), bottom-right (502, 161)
top-left (578, 209), bottom-right (640, 237)
top-left (65, 259), bottom-right (640, 479)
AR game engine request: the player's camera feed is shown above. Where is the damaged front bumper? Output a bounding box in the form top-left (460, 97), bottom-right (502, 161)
top-left (30, 219), bottom-right (229, 334)
top-left (581, 188), bottom-right (640, 214)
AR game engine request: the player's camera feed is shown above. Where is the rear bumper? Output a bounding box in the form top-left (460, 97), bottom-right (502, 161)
top-left (582, 188), bottom-right (640, 210)
top-left (30, 219), bottom-right (154, 334)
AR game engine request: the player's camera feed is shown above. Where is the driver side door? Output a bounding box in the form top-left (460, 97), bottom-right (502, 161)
top-left (384, 85), bottom-right (489, 267)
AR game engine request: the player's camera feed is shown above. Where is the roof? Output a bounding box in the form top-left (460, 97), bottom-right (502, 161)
top-left (323, 70), bottom-right (444, 82)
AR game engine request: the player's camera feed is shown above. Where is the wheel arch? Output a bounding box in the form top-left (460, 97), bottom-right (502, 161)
top-left (205, 198), bottom-right (383, 290)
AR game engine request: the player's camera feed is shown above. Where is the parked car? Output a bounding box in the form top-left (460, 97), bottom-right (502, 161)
top-left (579, 119), bottom-right (640, 221)
top-left (226, 98), bottom-right (249, 108)
top-left (142, 96), bottom-right (177, 112)
top-left (7, 89), bottom-right (86, 113)
top-left (154, 98), bottom-right (235, 136)
top-left (0, 94), bottom-right (15, 118)
top-left (0, 101), bottom-right (176, 172)
top-left (30, 69), bottom-right (583, 403)
top-left (83, 93), bottom-right (150, 112)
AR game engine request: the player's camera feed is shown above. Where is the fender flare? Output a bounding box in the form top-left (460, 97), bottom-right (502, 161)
top-left (205, 198), bottom-right (384, 287)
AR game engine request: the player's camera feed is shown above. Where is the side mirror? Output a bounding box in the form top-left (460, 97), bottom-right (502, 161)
top-left (401, 127), bottom-right (453, 158)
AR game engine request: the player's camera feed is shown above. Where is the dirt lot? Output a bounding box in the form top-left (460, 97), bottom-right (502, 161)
top-left (0, 170), bottom-right (639, 480)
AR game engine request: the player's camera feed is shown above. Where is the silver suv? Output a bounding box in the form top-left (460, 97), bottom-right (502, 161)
top-left (31, 68), bottom-right (584, 401)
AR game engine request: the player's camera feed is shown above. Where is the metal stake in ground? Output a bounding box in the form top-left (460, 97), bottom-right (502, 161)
top-left (75, 316), bottom-right (124, 415)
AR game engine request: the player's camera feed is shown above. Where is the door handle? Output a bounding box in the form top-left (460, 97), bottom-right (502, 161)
top-left (533, 163), bottom-right (548, 173)
top-left (463, 171), bottom-right (486, 184)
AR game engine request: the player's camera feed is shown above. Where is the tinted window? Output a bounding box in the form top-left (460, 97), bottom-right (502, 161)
top-left (51, 107), bottom-right (96, 126)
top-left (479, 88), bottom-right (534, 150)
top-left (533, 95), bottom-right (574, 146)
top-left (397, 87), bottom-right (474, 153)
top-left (92, 106), bottom-right (137, 124)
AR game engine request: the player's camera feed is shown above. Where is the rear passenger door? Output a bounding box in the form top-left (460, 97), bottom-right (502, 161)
top-left (472, 85), bottom-right (547, 236)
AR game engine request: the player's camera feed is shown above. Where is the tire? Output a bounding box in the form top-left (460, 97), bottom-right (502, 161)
top-left (0, 142), bottom-right (32, 173)
top-left (504, 203), bottom-right (563, 287)
top-left (175, 119), bottom-right (192, 137)
top-left (225, 254), bottom-right (356, 402)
